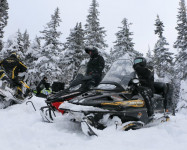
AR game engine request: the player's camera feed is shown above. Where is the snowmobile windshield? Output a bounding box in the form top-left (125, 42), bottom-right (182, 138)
top-left (72, 65), bottom-right (86, 80)
top-left (102, 59), bottom-right (135, 88)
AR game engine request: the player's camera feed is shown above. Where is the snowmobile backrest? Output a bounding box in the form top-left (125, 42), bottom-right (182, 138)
top-left (52, 82), bottom-right (65, 93)
top-left (154, 82), bottom-right (167, 97)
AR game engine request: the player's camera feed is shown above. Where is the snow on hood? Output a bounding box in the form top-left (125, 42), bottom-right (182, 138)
top-left (59, 101), bottom-right (108, 112)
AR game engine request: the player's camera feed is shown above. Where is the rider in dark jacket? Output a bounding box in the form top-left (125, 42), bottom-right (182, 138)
top-left (0, 53), bottom-right (27, 100)
top-left (84, 47), bottom-right (105, 89)
top-left (36, 77), bottom-right (49, 95)
top-left (133, 57), bottom-right (154, 119)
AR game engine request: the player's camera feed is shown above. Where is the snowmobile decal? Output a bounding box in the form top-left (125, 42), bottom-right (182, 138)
top-left (101, 100), bottom-right (145, 107)
top-left (20, 81), bottom-right (30, 89)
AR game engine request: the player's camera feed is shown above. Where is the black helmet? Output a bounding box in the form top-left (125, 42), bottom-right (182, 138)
top-left (85, 46), bottom-right (98, 54)
top-left (85, 46), bottom-right (98, 58)
top-left (10, 52), bottom-right (20, 59)
top-left (134, 57), bottom-right (147, 67)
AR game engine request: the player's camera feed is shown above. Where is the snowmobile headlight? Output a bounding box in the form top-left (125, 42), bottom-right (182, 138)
top-left (69, 84), bottom-right (81, 91)
top-left (132, 78), bottom-right (139, 84)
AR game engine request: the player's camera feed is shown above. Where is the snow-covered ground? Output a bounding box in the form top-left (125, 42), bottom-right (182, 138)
top-left (1, 96), bottom-right (187, 150)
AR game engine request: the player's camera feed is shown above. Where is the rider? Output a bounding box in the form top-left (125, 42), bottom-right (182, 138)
top-left (133, 56), bottom-right (154, 120)
top-left (36, 76), bottom-right (50, 96)
top-left (83, 46), bottom-right (105, 89)
top-left (0, 52), bottom-right (28, 100)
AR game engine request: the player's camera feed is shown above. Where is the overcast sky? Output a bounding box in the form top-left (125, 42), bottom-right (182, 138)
top-left (4, 0), bottom-right (180, 55)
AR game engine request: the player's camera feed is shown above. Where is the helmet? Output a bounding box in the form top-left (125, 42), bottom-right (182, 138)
top-left (85, 46), bottom-right (98, 54)
top-left (10, 52), bottom-right (20, 59)
top-left (85, 46), bottom-right (98, 58)
top-left (134, 57), bottom-right (147, 67)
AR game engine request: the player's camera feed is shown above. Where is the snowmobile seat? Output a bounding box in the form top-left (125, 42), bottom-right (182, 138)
top-left (52, 82), bottom-right (65, 93)
top-left (154, 82), bottom-right (167, 97)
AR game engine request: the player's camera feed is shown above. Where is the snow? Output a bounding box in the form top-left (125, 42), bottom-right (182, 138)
top-left (1, 96), bottom-right (187, 150)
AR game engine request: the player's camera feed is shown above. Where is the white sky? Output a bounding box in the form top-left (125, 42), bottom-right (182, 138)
top-left (4, 0), bottom-right (180, 55)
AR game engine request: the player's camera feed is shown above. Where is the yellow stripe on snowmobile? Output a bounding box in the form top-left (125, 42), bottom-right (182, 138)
top-left (19, 62), bottom-right (27, 69)
top-left (17, 87), bottom-right (22, 92)
top-left (122, 91), bottom-right (132, 94)
top-left (0, 73), bottom-right (5, 79)
top-left (20, 81), bottom-right (30, 89)
top-left (101, 100), bottom-right (145, 107)
top-left (12, 66), bottom-right (17, 79)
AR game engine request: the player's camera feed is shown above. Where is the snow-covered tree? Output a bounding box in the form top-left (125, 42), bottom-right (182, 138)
top-left (84, 0), bottom-right (108, 53)
top-left (38, 7), bottom-right (63, 82)
top-left (40, 7), bottom-right (62, 50)
top-left (112, 18), bottom-right (141, 62)
top-left (0, 0), bottom-right (8, 51)
top-left (27, 36), bottom-right (42, 88)
top-left (146, 45), bottom-right (154, 67)
top-left (173, 0), bottom-right (187, 108)
top-left (22, 30), bottom-right (30, 53)
top-left (0, 31), bottom-right (24, 58)
top-left (174, 0), bottom-right (187, 80)
top-left (153, 15), bottom-right (173, 78)
top-left (62, 22), bottom-right (85, 84)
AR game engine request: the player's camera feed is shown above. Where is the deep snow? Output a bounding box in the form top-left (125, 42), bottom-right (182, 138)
top-left (1, 96), bottom-right (187, 150)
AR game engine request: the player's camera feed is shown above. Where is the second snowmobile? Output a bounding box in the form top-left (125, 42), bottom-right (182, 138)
top-left (59, 59), bottom-right (175, 136)
top-left (0, 70), bottom-right (32, 109)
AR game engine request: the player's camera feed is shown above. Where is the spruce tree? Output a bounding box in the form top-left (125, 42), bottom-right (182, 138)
top-left (84, 0), bottom-right (108, 53)
top-left (112, 18), bottom-right (141, 62)
top-left (0, 0), bottom-right (8, 51)
top-left (0, 30), bottom-right (24, 58)
top-left (38, 7), bottom-right (63, 82)
top-left (62, 22), bottom-right (85, 84)
top-left (153, 15), bottom-right (173, 78)
top-left (174, 0), bottom-right (187, 80)
top-left (172, 0), bottom-right (187, 107)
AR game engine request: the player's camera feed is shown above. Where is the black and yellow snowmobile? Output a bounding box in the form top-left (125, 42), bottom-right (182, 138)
top-left (59, 59), bottom-right (175, 136)
top-left (0, 70), bottom-right (32, 109)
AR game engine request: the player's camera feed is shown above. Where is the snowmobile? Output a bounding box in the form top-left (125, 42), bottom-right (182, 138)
top-left (40, 65), bottom-right (95, 123)
top-left (58, 59), bottom-right (175, 136)
top-left (0, 70), bottom-right (32, 109)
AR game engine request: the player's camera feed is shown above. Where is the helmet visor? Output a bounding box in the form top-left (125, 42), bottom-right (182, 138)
top-left (134, 58), bottom-right (143, 64)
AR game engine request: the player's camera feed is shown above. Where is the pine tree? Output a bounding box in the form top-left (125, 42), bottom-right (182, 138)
top-left (112, 18), bottom-right (141, 62)
top-left (146, 45), bottom-right (154, 66)
top-left (38, 7), bottom-right (63, 82)
top-left (174, 0), bottom-right (187, 80)
top-left (40, 7), bottom-right (62, 50)
top-left (153, 15), bottom-right (173, 78)
top-left (0, 0), bottom-right (8, 51)
top-left (172, 0), bottom-right (187, 107)
top-left (0, 30), bottom-right (25, 58)
top-left (84, 0), bottom-right (108, 53)
top-left (22, 30), bottom-right (30, 53)
top-left (62, 22), bottom-right (85, 84)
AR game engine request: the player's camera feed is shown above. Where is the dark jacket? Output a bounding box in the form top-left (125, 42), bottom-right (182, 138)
top-left (0, 55), bottom-right (27, 80)
top-left (37, 78), bottom-right (49, 90)
top-left (86, 54), bottom-right (105, 86)
top-left (133, 64), bottom-right (154, 92)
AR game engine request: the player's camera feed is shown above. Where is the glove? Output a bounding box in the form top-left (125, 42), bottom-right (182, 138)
top-left (82, 75), bottom-right (92, 81)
